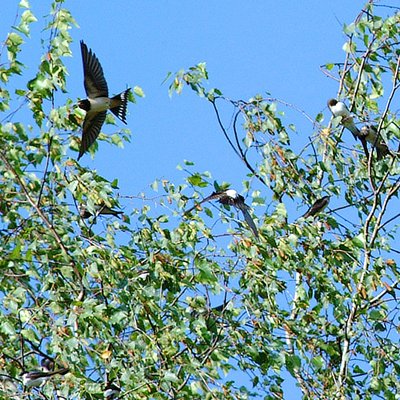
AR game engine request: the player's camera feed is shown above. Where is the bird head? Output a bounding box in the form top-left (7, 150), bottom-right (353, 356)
top-left (77, 99), bottom-right (91, 111)
top-left (327, 98), bottom-right (338, 108)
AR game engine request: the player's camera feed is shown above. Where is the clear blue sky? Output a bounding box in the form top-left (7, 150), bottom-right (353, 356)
top-left (2, 1), bottom-right (365, 210)
top-left (2, 1), bottom-right (371, 398)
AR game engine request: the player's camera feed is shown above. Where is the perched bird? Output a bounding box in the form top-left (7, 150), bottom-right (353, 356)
top-left (80, 204), bottom-right (123, 219)
top-left (327, 98), bottom-right (369, 157)
top-left (302, 196), bottom-right (330, 219)
top-left (186, 189), bottom-right (259, 238)
top-left (327, 99), bottom-right (360, 139)
top-left (359, 124), bottom-right (391, 160)
top-left (40, 358), bottom-right (55, 373)
top-left (77, 40), bottom-right (130, 160)
top-left (21, 368), bottom-right (69, 388)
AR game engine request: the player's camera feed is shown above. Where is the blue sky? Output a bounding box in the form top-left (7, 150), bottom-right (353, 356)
top-left (2, 1), bottom-right (373, 398)
top-left (3, 1), bottom-right (365, 208)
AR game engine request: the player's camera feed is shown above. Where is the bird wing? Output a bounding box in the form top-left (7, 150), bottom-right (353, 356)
top-left (98, 205), bottom-right (123, 217)
top-left (80, 40), bottom-right (108, 98)
top-left (78, 111), bottom-right (107, 159)
top-left (302, 197), bottom-right (329, 219)
top-left (185, 192), bottom-right (224, 214)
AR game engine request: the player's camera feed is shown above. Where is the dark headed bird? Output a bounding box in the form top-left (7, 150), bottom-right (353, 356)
top-left (80, 204), bottom-right (123, 219)
top-left (327, 99), bottom-right (369, 157)
top-left (359, 124), bottom-right (391, 160)
top-left (40, 358), bottom-right (55, 373)
top-left (327, 99), bottom-right (359, 139)
top-left (302, 196), bottom-right (330, 219)
top-left (77, 40), bottom-right (130, 160)
top-left (21, 368), bottom-right (69, 388)
top-left (186, 189), bottom-right (259, 238)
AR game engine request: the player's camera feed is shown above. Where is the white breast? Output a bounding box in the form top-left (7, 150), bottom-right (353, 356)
top-left (89, 97), bottom-right (110, 112)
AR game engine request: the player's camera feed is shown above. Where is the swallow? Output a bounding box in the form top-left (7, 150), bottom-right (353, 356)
top-left (302, 196), bottom-right (330, 219)
top-left (40, 358), bottom-right (55, 372)
top-left (327, 99), bottom-right (360, 138)
top-left (77, 40), bottom-right (130, 160)
top-left (327, 99), bottom-right (369, 157)
top-left (80, 204), bottom-right (123, 219)
top-left (21, 368), bottom-right (69, 388)
top-left (359, 125), bottom-right (391, 160)
top-left (186, 189), bottom-right (259, 238)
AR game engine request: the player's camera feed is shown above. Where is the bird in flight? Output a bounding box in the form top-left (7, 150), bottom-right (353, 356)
top-left (77, 40), bottom-right (130, 160)
top-left (359, 125), bottom-right (391, 160)
top-left (327, 99), bottom-right (369, 157)
top-left (21, 368), bottom-right (69, 388)
top-left (302, 196), bottom-right (330, 219)
top-left (185, 189), bottom-right (259, 238)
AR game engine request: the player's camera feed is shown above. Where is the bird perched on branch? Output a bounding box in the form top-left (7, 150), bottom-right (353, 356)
top-left (327, 98), bottom-right (369, 157)
top-left (327, 99), bottom-right (360, 139)
top-left (77, 40), bottom-right (130, 160)
top-left (21, 368), bottom-right (69, 388)
top-left (185, 189), bottom-right (259, 238)
top-left (80, 203), bottom-right (123, 219)
top-left (359, 124), bottom-right (391, 160)
top-left (302, 196), bottom-right (330, 219)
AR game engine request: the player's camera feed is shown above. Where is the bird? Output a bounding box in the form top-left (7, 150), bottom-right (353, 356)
top-left (40, 358), bottom-right (55, 373)
top-left (185, 189), bottom-right (259, 238)
top-left (327, 99), bottom-right (360, 139)
top-left (327, 99), bottom-right (369, 157)
top-left (80, 204), bottom-right (123, 219)
top-left (302, 196), bottom-right (330, 219)
top-left (359, 124), bottom-right (391, 160)
top-left (77, 40), bottom-right (130, 160)
top-left (21, 368), bottom-right (69, 388)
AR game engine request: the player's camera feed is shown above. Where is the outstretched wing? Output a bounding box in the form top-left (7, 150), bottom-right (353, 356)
top-left (81, 40), bottom-right (108, 98)
top-left (78, 111), bottom-right (107, 159)
top-left (184, 192), bottom-right (225, 215)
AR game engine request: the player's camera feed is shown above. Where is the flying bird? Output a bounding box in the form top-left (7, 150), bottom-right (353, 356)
top-left (359, 124), bottom-right (391, 160)
top-left (77, 40), bottom-right (130, 160)
top-left (21, 368), bottom-right (69, 388)
top-left (302, 196), bottom-right (330, 219)
top-left (186, 189), bottom-right (259, 238)
top-left (327, 99), bottom-right (369, 157)
top-left (80, 204), bottom-right (123, 219)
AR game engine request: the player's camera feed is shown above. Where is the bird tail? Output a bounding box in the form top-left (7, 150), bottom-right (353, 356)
top-left (342, 117), bottom-right (360, 140)
top-left (110, 88), bottom-right (131, 124)
top-left (238, 204), bottom-right (259, 239)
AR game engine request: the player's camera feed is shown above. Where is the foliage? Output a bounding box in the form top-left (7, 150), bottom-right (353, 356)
top-left (0, 1), bottom-right (399, 399)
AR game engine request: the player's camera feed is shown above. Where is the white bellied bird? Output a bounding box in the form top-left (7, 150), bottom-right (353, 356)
top-left (21, 368), bottom-right (69, 388)
top-left (77, 40), bottom-right (130, 160)
top-left (186, 189), bottom-right (259, 238)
